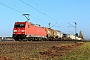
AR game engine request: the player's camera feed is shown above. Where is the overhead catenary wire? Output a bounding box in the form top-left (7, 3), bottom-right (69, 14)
top-left (19, 0), bottom-right (56, 21)
top-left (0, 1), bottom-right (74, 36)
top-left (67, 22), bottom-right (75, 28)
top-left (4, 0), bottom-right (24, 13)
top-left (39, 0), bottom-right (62, 21)
top-left (4, 0), bottom-right (17, 8)
top-left (39, 0), bottom-right (71, 27)
top-left (31, 16), bottom-right (48, 24)
top-left (39, 1), bottom-right (69, 28)
top-left (19, 0), bottom-right (67, 29)
top-left (30, 0), bottom-right (44, 11)
top-left (0, 2), bottom-right (23, 13)
top-left (0, 1), bottom-right (48, 24)
top-left (0, 0), bottom-right (66, 29)
top-left (29, 0), bottom-right (48, 23)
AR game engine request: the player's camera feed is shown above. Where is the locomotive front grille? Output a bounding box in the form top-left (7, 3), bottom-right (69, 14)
top-left (13, 34), bottom-right (26, 39)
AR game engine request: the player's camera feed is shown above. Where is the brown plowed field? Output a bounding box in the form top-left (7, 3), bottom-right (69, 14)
top-left (0, 41), bottom-right (84, 60)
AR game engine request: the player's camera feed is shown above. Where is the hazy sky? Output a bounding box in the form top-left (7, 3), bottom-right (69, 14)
top-left (0, 0), bottom-right (90, 39)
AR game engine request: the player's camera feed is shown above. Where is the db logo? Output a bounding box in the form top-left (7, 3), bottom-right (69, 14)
top-left (18, 29), bottom-right (20, 32)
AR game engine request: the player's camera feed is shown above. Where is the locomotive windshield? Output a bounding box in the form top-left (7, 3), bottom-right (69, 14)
top-left (14, 24), bottom-right (25, 28)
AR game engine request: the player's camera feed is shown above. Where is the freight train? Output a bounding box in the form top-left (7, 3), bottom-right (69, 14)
top-left (12, 21), bottom-right (82, 41)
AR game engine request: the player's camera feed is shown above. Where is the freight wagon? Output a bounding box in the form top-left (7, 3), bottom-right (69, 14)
top-left (62, 34), bottom-right (71, 41)
top-left (45, 28), bottom-right (57, 40)
top-left (56, 30), bottom-right (63, 39)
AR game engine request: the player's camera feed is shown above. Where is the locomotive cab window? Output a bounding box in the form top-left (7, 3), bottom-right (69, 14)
top-left (14, 24), bottom-right (25, 28)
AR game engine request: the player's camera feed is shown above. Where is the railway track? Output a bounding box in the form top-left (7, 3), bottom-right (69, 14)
top-left (0, 40), bottom-right (83, 45)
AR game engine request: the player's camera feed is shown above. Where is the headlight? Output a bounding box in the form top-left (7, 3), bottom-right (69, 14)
top-left (22, 30), bottom-right (25, 32)
top-left (14, 30), bottom-right (17, 32)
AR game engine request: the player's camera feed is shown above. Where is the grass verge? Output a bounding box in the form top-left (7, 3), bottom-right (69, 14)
top-left (62, 42), bottom-right (90, 60)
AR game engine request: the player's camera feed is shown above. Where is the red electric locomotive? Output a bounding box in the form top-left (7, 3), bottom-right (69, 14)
top-left (12, 21), bottom-right (47, 41)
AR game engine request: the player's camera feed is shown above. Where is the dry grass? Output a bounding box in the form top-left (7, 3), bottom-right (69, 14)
top-left (0, 41), bottom-right (84, 60)
top-left (62, 42), bottom-right (90, 60)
